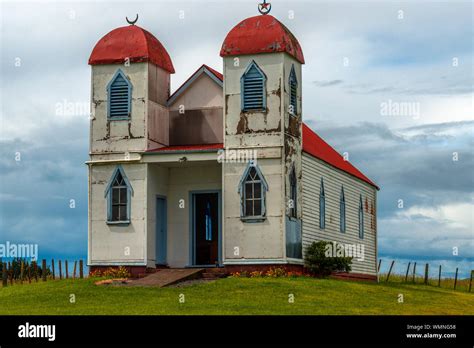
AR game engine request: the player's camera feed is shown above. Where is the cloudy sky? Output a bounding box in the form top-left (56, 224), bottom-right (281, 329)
top-left (1, 0), bottom-right (472, 276)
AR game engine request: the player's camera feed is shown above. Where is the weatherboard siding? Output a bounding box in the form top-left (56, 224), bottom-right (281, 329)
top-left (302, 153), bottom-right (377, 275)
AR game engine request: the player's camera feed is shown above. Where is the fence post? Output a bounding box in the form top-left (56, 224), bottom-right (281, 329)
top-left (73, 261), bottom-right (77, 279)
top-left (59, 260), bottom-right (62, 280)
top-left (8, 261), bottom-right (13, 285)
top-left (2, 262), bottom-right (7, 287)
top-left (65, 261), bottom-right (69, 279)
top-left (27, 262), bottom-right (31, 283)
top-left (378, 259), bottom-right (382, 273)
top-left (424, 263), bottom-right (429, 285)
top-left (42, 259), bottom-right (47, 282)
top-left (20, 261), bottom-right (24, 284)
top-left (51, 259), bottom-right (55, 280)
top-left (469, 270), bottom-right (473, 293)
top-left (34, 261), bottom-right (38, 282)
top-left (438, 265), bottom-right (442, 287)
top-left (386, 260), bottom-right (395, 282)
top-left (412, 262), bottom-right (417, 283)
top-left (454, 268), bottom-right (458, 290)
top-left (405, 262), bottom-right (411, 282)
top-left (79, 260), bottom-right (84, 279)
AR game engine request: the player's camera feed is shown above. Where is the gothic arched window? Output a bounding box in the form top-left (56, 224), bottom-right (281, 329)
top-left (105, 165), bottom-right (133, 223)
top-left (340, 186), bottom-right (346, 233)
top-left (238, 161), bottom-right (268, 220)
top-left (319, 178), bottom-right (325, 229)
top-left (289, 165), bottom-right (297, 218)
top-left (359, 195), bottom-right (364, 239)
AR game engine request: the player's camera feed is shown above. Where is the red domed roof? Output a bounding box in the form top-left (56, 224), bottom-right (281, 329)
top-left (89, 25), bottom-right (175, 73)
top-left (220, 15), bottom-right (304, 64)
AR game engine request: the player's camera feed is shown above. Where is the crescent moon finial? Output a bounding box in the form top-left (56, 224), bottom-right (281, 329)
top-left (126, 14), bottom-right (139, 25)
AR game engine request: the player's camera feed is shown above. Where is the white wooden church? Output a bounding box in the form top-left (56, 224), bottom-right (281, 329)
top-left (87, 6), bottom-right (379, 279)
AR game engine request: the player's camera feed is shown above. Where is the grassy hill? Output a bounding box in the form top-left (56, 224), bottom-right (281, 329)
top-left (1, 276), bottom-right (472, 315)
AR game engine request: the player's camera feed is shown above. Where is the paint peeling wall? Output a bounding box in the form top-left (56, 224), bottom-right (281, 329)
top-left (90, 62), bottom-right (170, 154)
top-left (89, 163), bottom-right (147, 265)
top-left (223, 54), bottom-right (285, 148)
top-left (90, 63), bottom-right (148, 154)
top-left (222, 53), bottom-right (300, 264)
top-left (282, 55), bottom-right (303, 259)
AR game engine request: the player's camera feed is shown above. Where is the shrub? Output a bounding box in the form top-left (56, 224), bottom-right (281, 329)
top-left (90, 266), bottom-right (130, 279)
top-left (304, 241), bottom-right (352, 276)
top-left (249, 271), bottom-right (264, 278)
top-left (265, 267), bottom-right (287, 278)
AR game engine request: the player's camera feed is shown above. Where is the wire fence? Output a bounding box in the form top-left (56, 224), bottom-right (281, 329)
top-left (377, 258), bottom-right (473, 293)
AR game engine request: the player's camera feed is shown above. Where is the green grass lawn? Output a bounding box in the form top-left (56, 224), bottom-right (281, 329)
top-left (1, 277), bottom-right (472, 315)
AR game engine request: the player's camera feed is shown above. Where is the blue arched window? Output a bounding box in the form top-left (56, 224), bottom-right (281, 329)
top-left (319, 178), bottom-right (325, 229)
top-left (241, 61), bottom-right (266, 111)
top-left (359, 195), bottom-right (364, 239)
top-left (340, 186), bottom-right (346, 233)
top-left (107, 69), bottom-right (132, 119)
top-left (238, 161), bottom-right (268, 220)
top-left (289, 65), bottom-right (297, 115)
top-left (289, 165), bottom-right (297, 218)
top-left (105, 165), bottom-right (133, 224)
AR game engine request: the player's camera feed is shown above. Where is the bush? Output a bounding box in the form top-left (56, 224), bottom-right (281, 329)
top-left (90, 266), bottom-right (130, 279)
top-left (304, 241), bottom-right (352, 276)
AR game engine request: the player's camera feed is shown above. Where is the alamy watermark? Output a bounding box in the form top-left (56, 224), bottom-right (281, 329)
top-left (325, 241), bottom-right (365, 261)
top-left (380, 99), bottom-right (420, 119)
top-left (217, 149), bottom-right (258, 164)
top-left (0, 241), bottom-right (38, 260)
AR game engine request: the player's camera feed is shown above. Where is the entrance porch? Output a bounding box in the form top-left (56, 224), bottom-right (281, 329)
top-left (145, 157), bottom-right (222, 269)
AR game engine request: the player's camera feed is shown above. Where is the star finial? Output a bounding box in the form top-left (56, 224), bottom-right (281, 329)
top-left (258, 0), bottom-right (271, 15)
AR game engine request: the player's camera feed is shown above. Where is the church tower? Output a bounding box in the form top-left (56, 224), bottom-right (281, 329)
top-left (220, 6), bottom-right (304, 265)
top-left (88, 20), bottom-right (174, 155)
top-left (87, 19), bottom-right (174, 268)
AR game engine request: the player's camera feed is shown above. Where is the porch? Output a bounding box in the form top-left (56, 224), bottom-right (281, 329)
top-left (143, 152), bottom-right (222, 269)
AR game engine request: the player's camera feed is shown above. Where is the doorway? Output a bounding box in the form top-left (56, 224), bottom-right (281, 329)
top-left (191, 192), bottom-right (220, 266)
top-left (156, 196), bottom-right (167, 265)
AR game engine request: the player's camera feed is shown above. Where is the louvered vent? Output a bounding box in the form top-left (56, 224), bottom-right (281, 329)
top-left (108, 73), bottom-right (131, 119)
top-left (242, 64), bottom-right (265, 111)
top-left (289, 66), bottom-right (297, 115)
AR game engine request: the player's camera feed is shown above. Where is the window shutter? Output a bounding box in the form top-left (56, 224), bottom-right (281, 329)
top-left (242, 64), bottom-right (265, 111)
top-left (109, 72), bottom-right (131, 119)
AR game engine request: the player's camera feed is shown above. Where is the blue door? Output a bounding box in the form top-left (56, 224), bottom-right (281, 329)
top-left (156, 197), bottom-right (167, 265)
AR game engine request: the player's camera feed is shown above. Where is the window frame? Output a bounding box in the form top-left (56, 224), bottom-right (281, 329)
top-left (289, 165), bottom-right (297, 219)
top-left (319, 178), bottom-right (325, 229)
top-left (107, 69), bottom-right (133, 121)
top-left (238, 161), bottom-right (269, 222)
top-left (289, 64), bottom-right (298, 116)
top-left (240, 61), bottom-right (267, 112)
top-left (104, 165), bottom-right (133, 225)
top-left (359, 194), bottom-right (364, 239)
top-left (340, 186), bottom-right (346, 233)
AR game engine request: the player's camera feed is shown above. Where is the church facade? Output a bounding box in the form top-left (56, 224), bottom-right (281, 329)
top-left (87, 12), bottom-right (379, 279)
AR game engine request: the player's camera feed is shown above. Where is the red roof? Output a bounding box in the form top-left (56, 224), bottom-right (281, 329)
top-left (89, 25), bottom-right (175, 73)
top-left (302, 123), bottom-right (379, 189)
top-left (203, 64), bottom-right (223, 81)
top-left (146, 143), bottom-right (224, 153)
top-left (220, 15), bottom-right (305, 64)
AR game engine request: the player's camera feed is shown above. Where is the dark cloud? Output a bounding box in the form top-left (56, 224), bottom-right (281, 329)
top-left (312, 80), bottom-right (344, 87)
